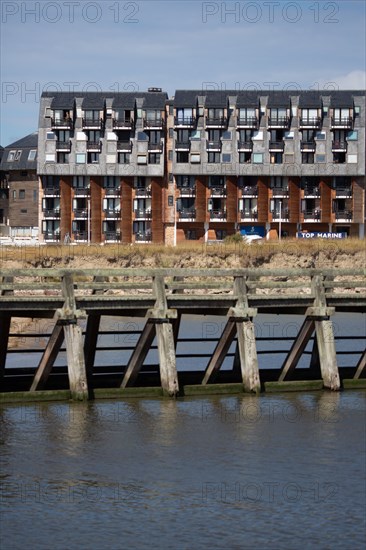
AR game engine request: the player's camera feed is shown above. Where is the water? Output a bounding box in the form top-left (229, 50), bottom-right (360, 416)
top-left (1, 391), bottom-right (365, 549)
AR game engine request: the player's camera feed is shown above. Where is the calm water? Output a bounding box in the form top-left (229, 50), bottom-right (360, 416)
top-left (1, 391), bottom-right (365, 550)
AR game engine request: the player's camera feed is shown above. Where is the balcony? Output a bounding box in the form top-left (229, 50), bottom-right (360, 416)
top-left (175, 141), bottom-right (191, 151)
top-left (206, 117), bottom-right (227, 128)
top-left (105, 187), bottom-right (121, 196)
top-left (241, 185), bottom-right (258, 196)
top-left (104, 208), bottom-right (120, 218)
top-left (73, 231), bottom-right (88, 241)
top-left (134, 209), bottom-right (152, 219)
top-left (73, 188), bottom-right (90, 196)
top-left (43, 187), bottom-right (60, 196)
top-left (206, 140), bottom-right (222, 151)
top-left (272, 187), bottom-right (289, 197)
top-left (268, 116), bottom-right (290, 128)
top-left (43, 232), bottom-right (61, 241)
top-left (332, 140), bottom-right (347, 152)
top-left (178, 185), bottom-right (195, 196)
top-left (210, 209), bottom-right (226, 220)
top-left (237, 116), bottom-right (258, 128)
top-left (335, 186), bottom-right (352, 197)
top-left (148, 140), bottom-right (163, 153)
top-left (113, 118), bottom-right (133, 129)
top-left (299, 117), bottom-right (322, 129)
top-left (82, 118), bottom-right (103, 129)
top-left (237, 141), bottom-right (253, 151)
top-left (143, 118), bottom-right (164, 129)
top-left (272, 209), bottom-right (290, 221)
top-left (178, 209), bottom-right (196, 220)
top-left (335, 210), bottom-right (352, 221)
top-left (73, 209), bottom-right (88, 218)
top-left (303, 209), bottom-right (321, 221)
top-left (86, 141), bottom-right (102, 151)
top-left (330, 117), bottom-right (353, 129)
top-left (56, 141), bottom-right (71, 151)
top-left (269, 141), bottom-right (285, 151)
top-left (210, 186), bottom-right (226, 196)
top-left (104, 231), bottom-right (121, 242)
top-left (135, 232), bottom-right (152, 242)
top-left (240, 210), bottom-right (258, 221)
top-left (134, 186), bottom-right (151, 197)
top-left (300, 141), bottom-right (316, 152)
top-left (304, 186), bottom-right (320, 197)
top-left (174, 117), bottom-right (196, 128)
top-left (51, 118), bottom-right (72, 129)
top-left (43, 209), bottom-right (60, 218)
top-left (117, 141), bottom-right (132, 152)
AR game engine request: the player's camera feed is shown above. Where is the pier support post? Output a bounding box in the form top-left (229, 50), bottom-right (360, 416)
top-left (0, 315), bottom-right (11, 381)
top-left (155, 320), bottom-right (179, 397)
top-left (236, 318), bottom-right (260, 393)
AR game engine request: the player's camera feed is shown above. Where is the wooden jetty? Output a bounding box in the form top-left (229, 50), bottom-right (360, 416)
top-left (0, 268), bottom-right (365, 401)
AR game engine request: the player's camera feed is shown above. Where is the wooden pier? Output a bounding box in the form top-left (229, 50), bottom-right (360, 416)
top-left (0, 268), bottom-right (365, 401)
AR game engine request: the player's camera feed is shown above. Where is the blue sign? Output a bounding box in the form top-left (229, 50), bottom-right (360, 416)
top-left (297, 232), bottom-right (347, 239)
top-left (240, 225), bottom-right (266, 237)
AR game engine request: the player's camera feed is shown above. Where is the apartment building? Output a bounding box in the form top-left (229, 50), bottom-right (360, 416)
top-left (36, 89), bottom-right (365, 243)
top-left (0, 133), bottom-right (39, 238)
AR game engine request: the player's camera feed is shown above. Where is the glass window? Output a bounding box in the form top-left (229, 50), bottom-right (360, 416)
top-left (28, 150), bottom-right (37, 161)
top-left (347, 130), bottom-right (358, 141)
top-left (76, 153), bottom-right (86, 163)
top-left (19, 190), bottom-right (25, 199)
top-left (253, 153), bottom-right (263, 164)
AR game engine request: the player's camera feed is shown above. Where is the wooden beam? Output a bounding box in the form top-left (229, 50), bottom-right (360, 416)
top-left (236, 319), bottom-right (261, 393)
top-left (84, 314), bottom-right (100, 392)
top-left (64, 322), bottom-right (88, 400)
top-left (30, 322), bottom-right (64, 391)
top-left (120, 320), bottom-right (156, 388)
top-left (0, 315), bottom-right (11, 381)
top-left (309, 336), bottom-right (321, 377)
top-left (202, 320), bottom-right (237, 384)
top-left (279, 319), bottom-right (315, 381)
top-left (156, 321), bottom-right (179, 396)
top-left (315, 319), bottom-right (340, 390)
top-left (354, 349), bottom-right (366, 379)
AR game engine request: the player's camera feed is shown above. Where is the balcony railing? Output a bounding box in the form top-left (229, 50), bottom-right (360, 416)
top-left (206, 140), bottom-right (222, 151)
top-left (73, 188), bottom-right (90, 196)
top-left (335, 210), bottom-right (352, 221)
top-left (135, 232), bottom-right (152, 242)
top-left (104, 187), bottom-right (121, 196)
top-left (73, 231), bottom-right (88, 240)
top-left (332, 140), bottom-right (347, 151)
top-left (272, 187), bottom-right (289, 196)
top-left (206, 117), bottom-right (227, 127)
top-left (113, 118), bottom-right (133, 129)
top-left (135, 209), bottom-right (152, 219)
top-left (303, 209), bottom-right (321, 220)
top-left (174, 117), bottom-right (196, 127)
top-left (241, 185), bottom-right (258, 196)
top-left (237, 117), bottom-right (258, 127)
top-left (43, 187), bottom-right (60, 196)
top-left (56, 141), bottom-right (71, 151)
top-left (43, 232), bottom-right (61, 241)
top-left (104, 231), bottom-right (121, 241)
top-left (51, 118), bottom-right (73, 128)
top-left (335, 187), bottom-right (352, 197)
top-left (82, 118), bottom-right (103, 128)
top-left (134, 187), bottom-right (152, 197)
top-left (104, 208), bottom-right (121, 218)
top-left (178, 209), bottom-right (196, 219)
top-left (43, 209), bottom-right (60, 218)
top-left (210, 209), bottom-right (226, 220)
top-left (178, 185), bottom-right (195, 195)
top-left (269, 141), bottom-right (285, 151)
top-left (268, 116), bottom-right (290, 128)
top-left (299, 117), bottom-right (322, 128)
top-left (175, 141), bottom-right (191, 150)
top-left (331, 117), bottom-right (353, 129)
top-left (237, 141), bottom-right (253, 151)
top-left (148, 140), bottom-right (163, 152)
top-left (272, 209), bottom-right (290, 220)
top-left (73, 209), bottom-right (88, 218)
top-left (300, 141), bottom-right (316, 151)
top-left (240, 211), bottom-right (258, 220)
top-left (210, 186), bottom-right (226, 196)
top-left (304, 186), bottom-right (320, 196)
top-left (143, 118), bottom-right (164, 128)
top-left (117, 141), bottom-right (132, 152)
top-left (86, 141), bottom-right (102, 151)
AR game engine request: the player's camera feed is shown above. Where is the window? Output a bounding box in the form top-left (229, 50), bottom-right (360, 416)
top-left (347, 154), bottom-right (357, 163)
top-left (177, 175), bottom-right (195, 188)
top-left (84, 110), bottom-right (100, 121)
top-left (12, 190), bottom-right (16, 199)
top-left (7, 150), bottom-right (16, 161)
top-left (222, 131), bottom-right (232, 140)
top-left (190, 129), bottom-right (201, 140)
top-left (222, 154), bottom-right (231, 163)
top-left (168, 150), bottom-right (173, 161)
top-left (239, 152), bottom-right (252, 163)
top-left (190, 153), bottom-right (200, 163)
top-left (177, 152), bottom-right (189, 163)
top-left (73, 176), bottom-right (90, 189)
top-left (270, 152), bottom-right (283, 164)
top-left (347, 130), bottom-right (358, 141)
top-left (137, 132), bottom-right (149, 141)
top-left (185, 229), bottom-right (197, 240)
top-left (46, 153), bottom-right (56, 162)
top-left (57, 153), bottom-right (69, 163)
top-left (19, 190), bottom-right (25, 199)
top-left (149, 153), bottom-right (160, 164)
top-left (20, 209), bottom-right (27, 213)
top-left (33, 190), bottom-right (37, 202)
top-left (169, 128), bottom-right (174, 138)
top-left (14, 150), bottom-right (22, 161)
top-left (238, 107), bottom-right (256, 122)
top-left (302, 153), bottom-right (314, 164)
top-left (104, 176), bottom-right (120, 189)
top-left (208, 152), bottom-right (220, 163)
top-left (28, 150), bottom-right (37, 161)
top-left (252, 153), bottom-right (263, 164)
top-left (316, 154), bottom-right (326, 163)
top-left (316, 132), bottom-right (326, 140)
top-left (176, 108), bottom-right (193, 123)
top-left (46, 132), bottom-right (55, 140)
top-left (137, 155), bottom-right (147, 164)
top-left (87, 152), bottom-right (99, 164)
top-left (118, 153), bottom-right (130, 164)
top-left (76, 153), bottom-right (86, 163)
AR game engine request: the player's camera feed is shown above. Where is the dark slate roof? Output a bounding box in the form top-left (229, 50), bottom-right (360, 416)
top-left (173, 90), bottom-right (200, 107)
top-left (42, 91), bottom-right (168, 111)
top-left (329, 91), bottom-right (355, 108)
top-left (236, 91), bottom-right (260, 108)
top-left (298, 92), bottom-right (323, 108)
top-left (267, 93), bottom-right (291, 108)
top-left (204, 92), bottom-right (228, 108)
top-left (0, 132), bottom-right (38, 171)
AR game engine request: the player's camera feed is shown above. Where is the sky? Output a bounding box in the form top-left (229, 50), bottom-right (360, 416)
top-left (1, 0), bottom-right (365, 146)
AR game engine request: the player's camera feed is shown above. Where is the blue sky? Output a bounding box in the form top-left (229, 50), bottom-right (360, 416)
top-left (1, 0), bottom-right (365, 146)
